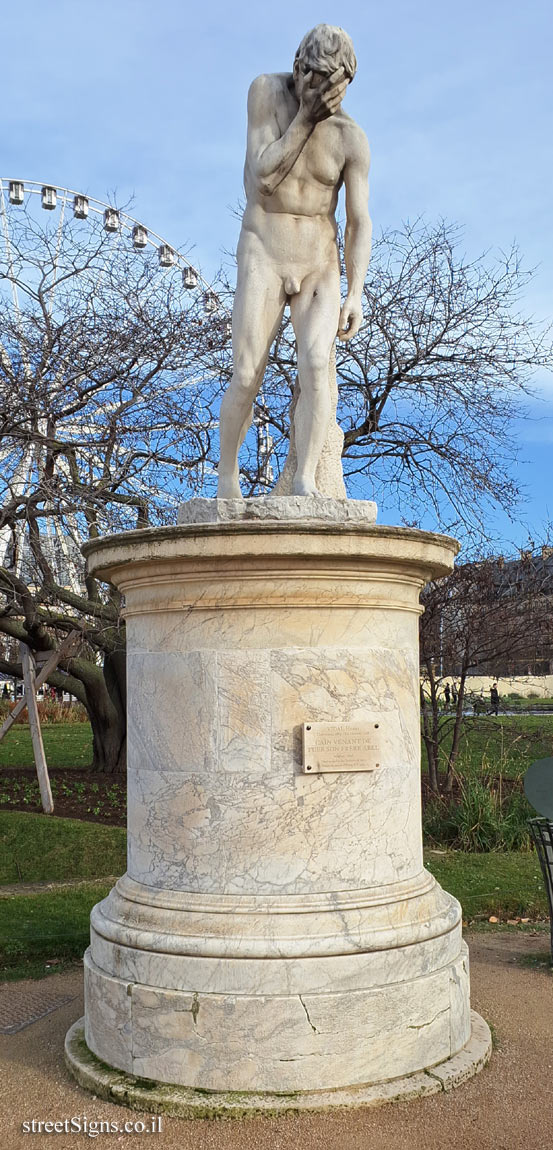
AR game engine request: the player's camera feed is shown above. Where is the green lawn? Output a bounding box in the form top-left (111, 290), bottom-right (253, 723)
top-left (0, 811), bottom-right (125, 883)
top-left (426, 850), bottom-right (549, 920)
top-left (504, 696), bottom-right (553, 708)
top-left (0, 723), bottom-right (92, 769)
top-left (0, 882), bottom-right (112, 977)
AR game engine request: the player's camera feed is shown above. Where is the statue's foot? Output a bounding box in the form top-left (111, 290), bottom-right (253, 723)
top-left (291, 477), bottom-right (320, 497)
top-left (217, 478), bottom-right (244, 500)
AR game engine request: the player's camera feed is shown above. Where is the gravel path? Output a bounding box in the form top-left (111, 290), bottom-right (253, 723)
top-left (0, 877), bottom-right (119, 898)
top-left (0, 930), bottom-right (551, 1150)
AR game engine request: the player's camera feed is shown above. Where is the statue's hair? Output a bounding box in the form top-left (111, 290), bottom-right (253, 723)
top-left (294, 24), bottom-right (357, 81)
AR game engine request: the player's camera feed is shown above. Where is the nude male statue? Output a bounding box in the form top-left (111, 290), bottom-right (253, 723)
top-left (217, 24), bottom-right (372, 499)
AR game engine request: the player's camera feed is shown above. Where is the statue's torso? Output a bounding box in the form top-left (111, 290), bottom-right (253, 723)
top-left (242, 72), bottom-right (356, 258)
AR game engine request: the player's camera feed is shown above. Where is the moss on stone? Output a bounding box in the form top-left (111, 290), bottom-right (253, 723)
top-left (65, 1014), bottom-right (491, 1119)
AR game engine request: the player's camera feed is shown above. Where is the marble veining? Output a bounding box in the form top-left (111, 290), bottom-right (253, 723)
top-left (79, 517), bottom-right (472, 1095)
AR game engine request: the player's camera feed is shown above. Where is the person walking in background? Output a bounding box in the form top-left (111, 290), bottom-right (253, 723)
top-left (451, 682), bottom-right (458, 704)
top-left (444, 683), bottom-right (451, 707)
top-left (490, 683), bottom-right (500, 716)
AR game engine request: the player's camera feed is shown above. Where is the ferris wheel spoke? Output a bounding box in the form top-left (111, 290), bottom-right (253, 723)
top-left (0, 333), bottom-right (12, 377)
top-left (46, 186), bottom-right (68, 319)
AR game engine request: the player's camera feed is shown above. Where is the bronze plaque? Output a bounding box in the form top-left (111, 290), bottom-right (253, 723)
top-left (302, 721), bottom-right (382, 774)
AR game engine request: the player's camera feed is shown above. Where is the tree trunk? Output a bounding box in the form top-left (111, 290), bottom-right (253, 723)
top-left (444, 666), bottom-right (469, 793)
top-left (89, 707), bottom-right (126, 774)
top-left (420, 675), bottom-right (440, 793)
top-left (82, 650), bottom-right (127, 774)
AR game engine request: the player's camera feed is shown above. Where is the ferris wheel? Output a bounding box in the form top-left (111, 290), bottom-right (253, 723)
top-left (0, 177), bottom-right (232, 592)
top-left (0, 177), bottom-right (219, 293)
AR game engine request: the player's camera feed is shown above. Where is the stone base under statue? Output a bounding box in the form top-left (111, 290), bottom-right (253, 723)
top-left (68, 502), bottom-right (490, 1106)
top-left (176, 494), bottom-right (377, 525)
top-left (81, 871), bottom-right (475, 1093)
top-left (65, 1012), bottom-right (491, 1116)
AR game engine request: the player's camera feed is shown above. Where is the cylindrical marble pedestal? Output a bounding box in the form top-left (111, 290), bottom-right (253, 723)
top-left (71, 509), bottom-right (486, 1102)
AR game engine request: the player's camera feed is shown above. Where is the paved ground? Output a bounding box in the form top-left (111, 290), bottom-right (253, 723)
top-left (0, 930), bottom-right (551, 1150)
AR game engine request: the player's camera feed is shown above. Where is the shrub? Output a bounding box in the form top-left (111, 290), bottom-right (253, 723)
top-left (423, 774), bottom-right (533, 852)
top-left (0, 700), bottom-right (88, 724)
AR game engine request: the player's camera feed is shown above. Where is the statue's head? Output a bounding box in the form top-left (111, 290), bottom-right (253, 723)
top-left (293, 24), bottom-right (357, 85)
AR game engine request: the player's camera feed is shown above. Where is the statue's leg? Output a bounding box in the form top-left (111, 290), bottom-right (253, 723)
top-left (289, 262), bottom-right (340, 496)
top-left (217, 238), bottom-right (285, 499)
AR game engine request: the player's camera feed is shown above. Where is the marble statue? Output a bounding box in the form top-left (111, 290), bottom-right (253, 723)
top-left (69, 29), bottom-right (489, 1108)
top-left (217, 24), bottom-right (372, 499)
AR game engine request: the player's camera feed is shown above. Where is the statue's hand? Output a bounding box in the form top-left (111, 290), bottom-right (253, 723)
top-left (338, 296), bottom-right (363, 342)
top-left (300, 67), bottom-right (348, 124)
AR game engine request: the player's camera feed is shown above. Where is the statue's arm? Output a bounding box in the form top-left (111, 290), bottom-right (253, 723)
top-left (246, 75), bottom-right (313, 197)
top-left (247, 72), bottom-right (347, 197)
top-left (338, 130), bottom-right (372, 342)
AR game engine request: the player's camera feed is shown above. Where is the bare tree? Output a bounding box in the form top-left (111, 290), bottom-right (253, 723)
top-left (1, 201), bottom-right (551, 773)
top-left (215, 219), bottom-right (551, 535)
top-left (420, 548), bottom-right (553, 793)
top-left (0, 195), bottom-right (223, 771)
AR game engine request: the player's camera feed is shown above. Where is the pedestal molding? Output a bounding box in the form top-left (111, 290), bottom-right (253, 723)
top-left (73, 514), bottom-right (477, 1098)
top-left (115, 868), bottom-right (436, 913)
top-left (90, 883), bottom-right (461, 960)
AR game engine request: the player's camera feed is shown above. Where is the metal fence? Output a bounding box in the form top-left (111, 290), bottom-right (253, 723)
top-left (528, 818), bottom-right (553, 960)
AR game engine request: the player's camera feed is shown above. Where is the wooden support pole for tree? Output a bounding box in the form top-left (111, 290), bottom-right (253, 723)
top-left (20, 643), bottom-right (54, 815)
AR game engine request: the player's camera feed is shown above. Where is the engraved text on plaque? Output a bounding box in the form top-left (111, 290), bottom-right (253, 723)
top-left (302, 721), bottom-right (382, 774)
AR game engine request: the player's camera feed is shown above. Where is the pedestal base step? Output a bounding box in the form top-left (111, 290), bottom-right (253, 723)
top-left (176, 495), bottom-right (378, 525)
top-left (65, 1012), bottom-right (491, 1118)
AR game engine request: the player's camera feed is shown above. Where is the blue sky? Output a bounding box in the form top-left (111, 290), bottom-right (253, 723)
top-left (3, 0), bottom-right (552, 545)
